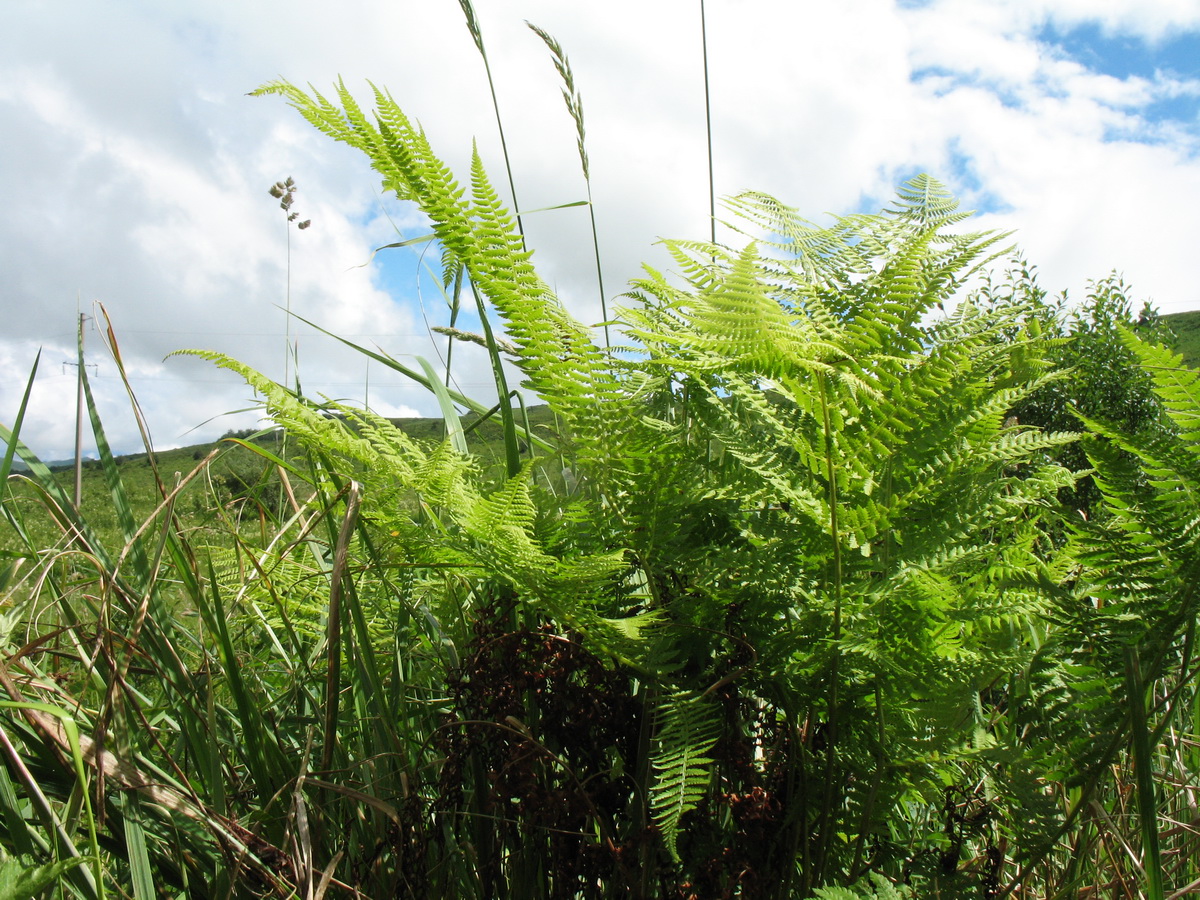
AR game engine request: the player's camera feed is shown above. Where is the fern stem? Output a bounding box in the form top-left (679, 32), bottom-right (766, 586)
top-left (773, 696), bottom-right (807, 900)
top-left (849, 682), bottom-right (887, 880)
top-left (815, 373), bottom-right (843, 885)
top-left (632, 677), bottom-right (659, 898)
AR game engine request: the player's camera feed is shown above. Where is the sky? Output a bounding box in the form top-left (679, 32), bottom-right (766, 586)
top-left (2, 0), bottom-right (1199, 461)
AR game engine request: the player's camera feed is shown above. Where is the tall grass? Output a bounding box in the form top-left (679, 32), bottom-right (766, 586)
top-left (0, 297), bottom-right (576, 897)
top-left (3, 258), bottom-right (1200, 900)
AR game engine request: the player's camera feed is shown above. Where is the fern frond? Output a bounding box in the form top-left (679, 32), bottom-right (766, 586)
top-left (649, 691), bottom-right (722, 861)
top-left (814, 873), bottom-right (914, 899)
top-left (887, 172), bottom-right (971, 228)
top-left (1117, 325), bottom-right (1200, 446)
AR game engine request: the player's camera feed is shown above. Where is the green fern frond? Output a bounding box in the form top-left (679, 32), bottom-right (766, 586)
top-left (814, 874), bottom-right (914, 899)
top-left (1116, 324), bottom-right (1200, 445)
top-left (887, 172), bottom-right (971, 228)
top-left (192, 88), bottom-right (1113, 890)
top-left (649, 690), bottom-right (722, 861)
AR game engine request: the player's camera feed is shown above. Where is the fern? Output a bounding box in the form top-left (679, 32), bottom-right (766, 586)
top-left (648, 691), bottom-right (722, 861)
top-left (228, 82), bottom-right (1105, 892)
top-left (813, 873), bottom-right (914, 899)
top-left (0, 856), bottom-right (95, 900)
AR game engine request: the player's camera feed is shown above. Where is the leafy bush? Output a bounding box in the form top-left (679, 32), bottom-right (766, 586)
top-left (979, 260), bottom-right (1176, 518)
top-left (181, 79), bottom-right (1091, 896)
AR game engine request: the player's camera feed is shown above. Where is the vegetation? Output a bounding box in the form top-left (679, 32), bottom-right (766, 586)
top-left (1160, 309), bottom-right (1200, 368)
top-left (3, 38), bottom-right (1200, 900)
top-left (0, 408), bottom-right (555, 562)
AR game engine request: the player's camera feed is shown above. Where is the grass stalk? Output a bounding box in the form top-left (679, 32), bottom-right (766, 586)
top-left (470, 281), bottom-right (521, 479)
top-left (700, 0), bottom-right (716, 246)
top-left (457, 0), bottom-right (525, 248)
top-left (320, 481), bottom-right (362, 775)
top-left (527, 23), bottom-right (610, 348)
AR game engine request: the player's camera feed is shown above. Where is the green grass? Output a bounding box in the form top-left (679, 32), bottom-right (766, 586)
top-left (0, 406), bottom-right (560, 561)
top-left (1160, 309), bottom-right (1200, 367)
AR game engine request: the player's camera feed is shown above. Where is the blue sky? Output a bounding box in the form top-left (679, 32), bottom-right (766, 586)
top-left (1037, 22), bottom-right (1200, 128)
top-left (1, 0), bottom-right (1199, 459)
top-left (1042, 22), bottom-right (1200, 81)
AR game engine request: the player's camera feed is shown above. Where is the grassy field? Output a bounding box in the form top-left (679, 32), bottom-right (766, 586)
top-left (1161, 308), bottom-right (1200, 367)
top-left (1, 404), bottom-right (561, 560)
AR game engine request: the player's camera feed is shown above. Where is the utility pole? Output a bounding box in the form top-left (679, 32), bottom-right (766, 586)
top-left (74, 313), bottom-right (85, 510)
top-left (63, 313), bottom-right (90, 511)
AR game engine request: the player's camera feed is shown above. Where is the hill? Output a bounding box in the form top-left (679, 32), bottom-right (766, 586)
top-left (27, 404), bottom-right (559, 475)
top-left (1, 404), bottom-right (560, 557)
top-left (1161, 309), bottom-right (1200, 368)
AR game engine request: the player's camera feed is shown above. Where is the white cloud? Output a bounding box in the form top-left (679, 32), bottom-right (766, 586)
top-left (911, 0), bottom-right (1200, 43)
top-left (896, 1), bottom-right (1200, 312)
top-left (1039, 0), bottom-right (1200, 40)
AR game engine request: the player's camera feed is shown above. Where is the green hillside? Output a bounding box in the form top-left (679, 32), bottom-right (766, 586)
top-left (1, 404), bottom-right (560, 557)
top-left (1161, 309), bottom-right (1200, 368)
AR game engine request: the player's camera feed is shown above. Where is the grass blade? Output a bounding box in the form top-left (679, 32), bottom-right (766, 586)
top-left (0, 352), bottom-right (40, 489)
top-left (417, 357), bottom-right (469, 455)
top-left (200, 558), bottom-right (280, 809)
top-left (0, 702), bottom-right (104, 899)
top-left (470, 281), bottom-right (521, 478)
top-left (285, 311), bottom-right (553, 454)
top-left (77, 336), bottom-right (150, 583)
top-left (320, 482), bottom-right (361, 775)
top-left (119, 794), bottom-right (154, 900)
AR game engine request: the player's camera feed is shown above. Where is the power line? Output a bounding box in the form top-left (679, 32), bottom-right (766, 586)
top-left (31, 371), bottom-right (501, 388)
top-left (86, 329), bottom-right (440, 337)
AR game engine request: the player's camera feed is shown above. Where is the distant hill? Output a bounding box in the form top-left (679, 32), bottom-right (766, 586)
top-left (5, 456), bottom-right (73, 473)
top-left (0, 404), bottom-right (563, 558)
top-left (7, 404), bottom-right (559, 478)
top-left (1161, 310), bottom-right (1200, 369)
top-left (11, 315), bottom-right (1198, 480)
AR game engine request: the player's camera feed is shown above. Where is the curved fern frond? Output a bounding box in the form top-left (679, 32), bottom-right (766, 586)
top-left (649, 690), bottom-right (722, 861)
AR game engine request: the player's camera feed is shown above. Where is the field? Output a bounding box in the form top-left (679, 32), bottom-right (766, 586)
top-left (1161, 308), bottom-right (1200, 367)
top-left (1, 405), bottom-right (560, 560)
